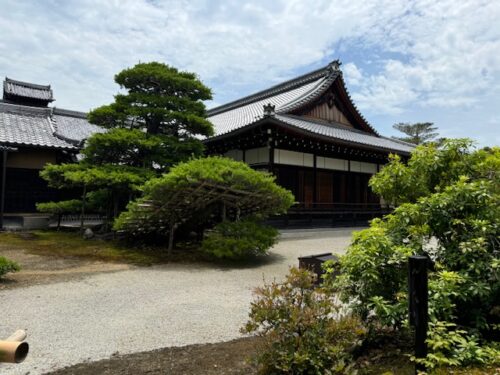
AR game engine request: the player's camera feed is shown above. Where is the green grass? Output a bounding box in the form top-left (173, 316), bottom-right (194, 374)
top-left (0, 230), bottom-right (199, 265)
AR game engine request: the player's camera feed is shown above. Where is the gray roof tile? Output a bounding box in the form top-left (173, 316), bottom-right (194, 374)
top-left (53, 108), bottom-right (105, 145)
top-left (4, 77), bottom-right (54, 101)
top-left (275, 114), bottom-right (414, 153)
top-left (0, 102), bottom-right (103, 150)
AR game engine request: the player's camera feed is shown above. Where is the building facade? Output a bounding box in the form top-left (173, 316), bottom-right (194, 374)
top-left (0, 78), bottom-right (103, 214)
top-left (205, 61), bottom-right (413, 221)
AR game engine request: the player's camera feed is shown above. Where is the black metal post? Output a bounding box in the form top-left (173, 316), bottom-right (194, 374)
top-left (408, 255), bottom-right (429, 374)
top-left (0, 150), bottom-right (7, 230)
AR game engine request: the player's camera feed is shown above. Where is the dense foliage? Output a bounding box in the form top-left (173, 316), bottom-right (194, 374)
top-left (244, 267), bottom-right (366, 374)
top-left (0, 256), bottom-right (20, 277)
top-left (114, 157), bottom-right (294, 252)
top-left (202, 219), bottom-right (278, 259)
top-left (88, 62), bottom-right (213, 141)
top-left (39, 62), bottom-right (212, 223)
top-left (326, 140), bottom-right (500, 369)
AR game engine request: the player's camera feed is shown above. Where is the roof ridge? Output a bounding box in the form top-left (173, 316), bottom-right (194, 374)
top-left (276, 71), bottom-right (340, 113)
top-left (53, 107), bottom-right (88, 118)
top-left (0, 101), bottom-right (52, 116)
top-left (5, 77), bottom-right (51, 90)
top-left (207, 62), bottom-right (338, 117)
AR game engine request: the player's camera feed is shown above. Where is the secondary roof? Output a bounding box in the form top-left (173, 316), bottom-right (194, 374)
top-left (0, 76), bottom-right (104, 150)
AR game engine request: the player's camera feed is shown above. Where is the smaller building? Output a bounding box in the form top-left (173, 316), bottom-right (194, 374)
top-left (0, 78), bottom-right (103, 214)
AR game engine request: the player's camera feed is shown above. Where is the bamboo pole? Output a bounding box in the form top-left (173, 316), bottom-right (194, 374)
top-left (0, 330), bottom-right (29, 364)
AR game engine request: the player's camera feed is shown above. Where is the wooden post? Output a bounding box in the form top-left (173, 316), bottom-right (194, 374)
top-left (408, 255), bottom-right (429, 374)
top-left (0, 150), bottom-right (7, 230)
top-left (313, 154), bottom-right (317, 209)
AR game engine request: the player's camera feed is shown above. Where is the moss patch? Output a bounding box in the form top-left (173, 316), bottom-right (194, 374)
top-left (0, 231), bottom-right (198, 266)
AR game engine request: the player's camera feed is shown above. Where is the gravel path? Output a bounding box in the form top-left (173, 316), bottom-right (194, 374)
top-left (0, 228), bottom-right (358, 375)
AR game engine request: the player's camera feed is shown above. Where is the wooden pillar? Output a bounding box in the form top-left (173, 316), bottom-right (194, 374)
top-left (313, 154), bottom-right (317, 209)
top-left (267, 128), bottom-right (274, 174)
top-left (0, 150), bottom-right (7, 230)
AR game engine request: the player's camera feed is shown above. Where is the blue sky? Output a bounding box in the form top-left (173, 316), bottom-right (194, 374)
top-left (1, 0), bottom-right (499, 146)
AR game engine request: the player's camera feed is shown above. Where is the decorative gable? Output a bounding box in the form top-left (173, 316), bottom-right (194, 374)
top-left (301, 98), bottom-right (353, 127)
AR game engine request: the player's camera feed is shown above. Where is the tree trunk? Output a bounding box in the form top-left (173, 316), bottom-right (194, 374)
top-left (113, 192), bottom-right (119, 218)
top-left (221, 202), bottom-right (226, 221)
top-left (80, 185), bottom-right (87, 232)
top-left (168, 224), bottom-right (175, 254)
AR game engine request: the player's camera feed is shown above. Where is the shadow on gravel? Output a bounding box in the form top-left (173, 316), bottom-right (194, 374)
top-left (210, 252), bottom-right (287, 271)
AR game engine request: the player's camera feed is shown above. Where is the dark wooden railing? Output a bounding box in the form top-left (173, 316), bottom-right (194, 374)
top-left (269, 202), bottom-right (392, 228)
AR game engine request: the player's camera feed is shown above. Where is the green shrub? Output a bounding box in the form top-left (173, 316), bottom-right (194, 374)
top-left (326, 140), bottom-right (500, 369)
top-left (114, 157), bottom-right (294, 252)
top-left (202, 220), bottom-right (278, 260)
top-left (244, 267), bottom-right (366, 374)
top-left (0, 256), bottom-right (20, 277)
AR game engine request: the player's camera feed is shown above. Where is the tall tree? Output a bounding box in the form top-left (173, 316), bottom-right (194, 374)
top-left (392, 122), bottom-right (439, 145)
top-left (39, 62), bottom-right (213, 224)
top-left (88, 61), bottom-right (213, 169)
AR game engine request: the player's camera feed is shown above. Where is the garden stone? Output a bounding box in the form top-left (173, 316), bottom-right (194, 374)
top-left (83, 228), bottom-right (94, 239)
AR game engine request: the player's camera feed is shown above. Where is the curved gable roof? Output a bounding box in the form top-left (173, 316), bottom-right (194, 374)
top-left (206, 60), bottom-right (414, 155)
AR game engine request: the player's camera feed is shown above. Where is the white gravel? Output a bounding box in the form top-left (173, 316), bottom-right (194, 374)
top-left (0, 228), bottom-right (359, 375)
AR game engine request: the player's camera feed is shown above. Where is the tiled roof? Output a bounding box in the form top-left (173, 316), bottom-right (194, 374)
top-left (4, 77), bottom-right (54, 101)
top-left (274, 115), bottom-right (414, 154)
top-left (0, 102), bottom-right (103, 150)
top-left (207, 76), bottom-right (327, 135)
top-left (206, 60), bottom-right (414, 155)
top-left (53, 108), bottom-right (105, 145)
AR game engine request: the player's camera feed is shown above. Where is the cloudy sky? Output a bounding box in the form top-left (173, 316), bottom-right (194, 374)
top-left (1, 0), bottom-right (499, 145)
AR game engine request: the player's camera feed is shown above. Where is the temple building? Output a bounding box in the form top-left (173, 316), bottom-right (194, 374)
top-left (205, 61), bottom-right (414, 223)
top-left (0, 60), bottom-right (414, 227)
top-left (0, 78), bottom-right (103, 217)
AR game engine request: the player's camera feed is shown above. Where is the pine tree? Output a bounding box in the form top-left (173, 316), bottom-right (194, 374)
top-left (39, 62), bottom-right (213, 224)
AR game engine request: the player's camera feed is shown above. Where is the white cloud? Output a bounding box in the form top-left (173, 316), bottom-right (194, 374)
top-left (0, 0), bottom-right (499, 145)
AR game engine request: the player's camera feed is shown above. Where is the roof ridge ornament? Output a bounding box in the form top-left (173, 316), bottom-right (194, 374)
top-left (263, 103), bottom-right (276, 117)
top-left (328, 59), bottom-right (342, 73)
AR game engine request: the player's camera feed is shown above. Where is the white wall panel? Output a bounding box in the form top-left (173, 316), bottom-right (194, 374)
top-left (317, 156), bottom-right (348, 171)
top-left (350, 160), bottom-right (377, 174)
top-left (274, 149), bottom-right (314, 167)
top-left (224, 149), bottom-right (243, 161)
top-left (360, 161), bottom-right (378, 174)
top-left (245, 147), bottom-right (269, 164)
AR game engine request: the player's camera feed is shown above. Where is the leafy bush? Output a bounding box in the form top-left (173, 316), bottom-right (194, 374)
top-left (115, 157), bottom-right (294, 251)
top-left (0, 256), bottom-right (20, 277)
top-left (202, 219), bottom-right (278, 260)
top-left (244, 267), bottom-right (366, 374)
top-left (326, 140), bottom-right (500, 368)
